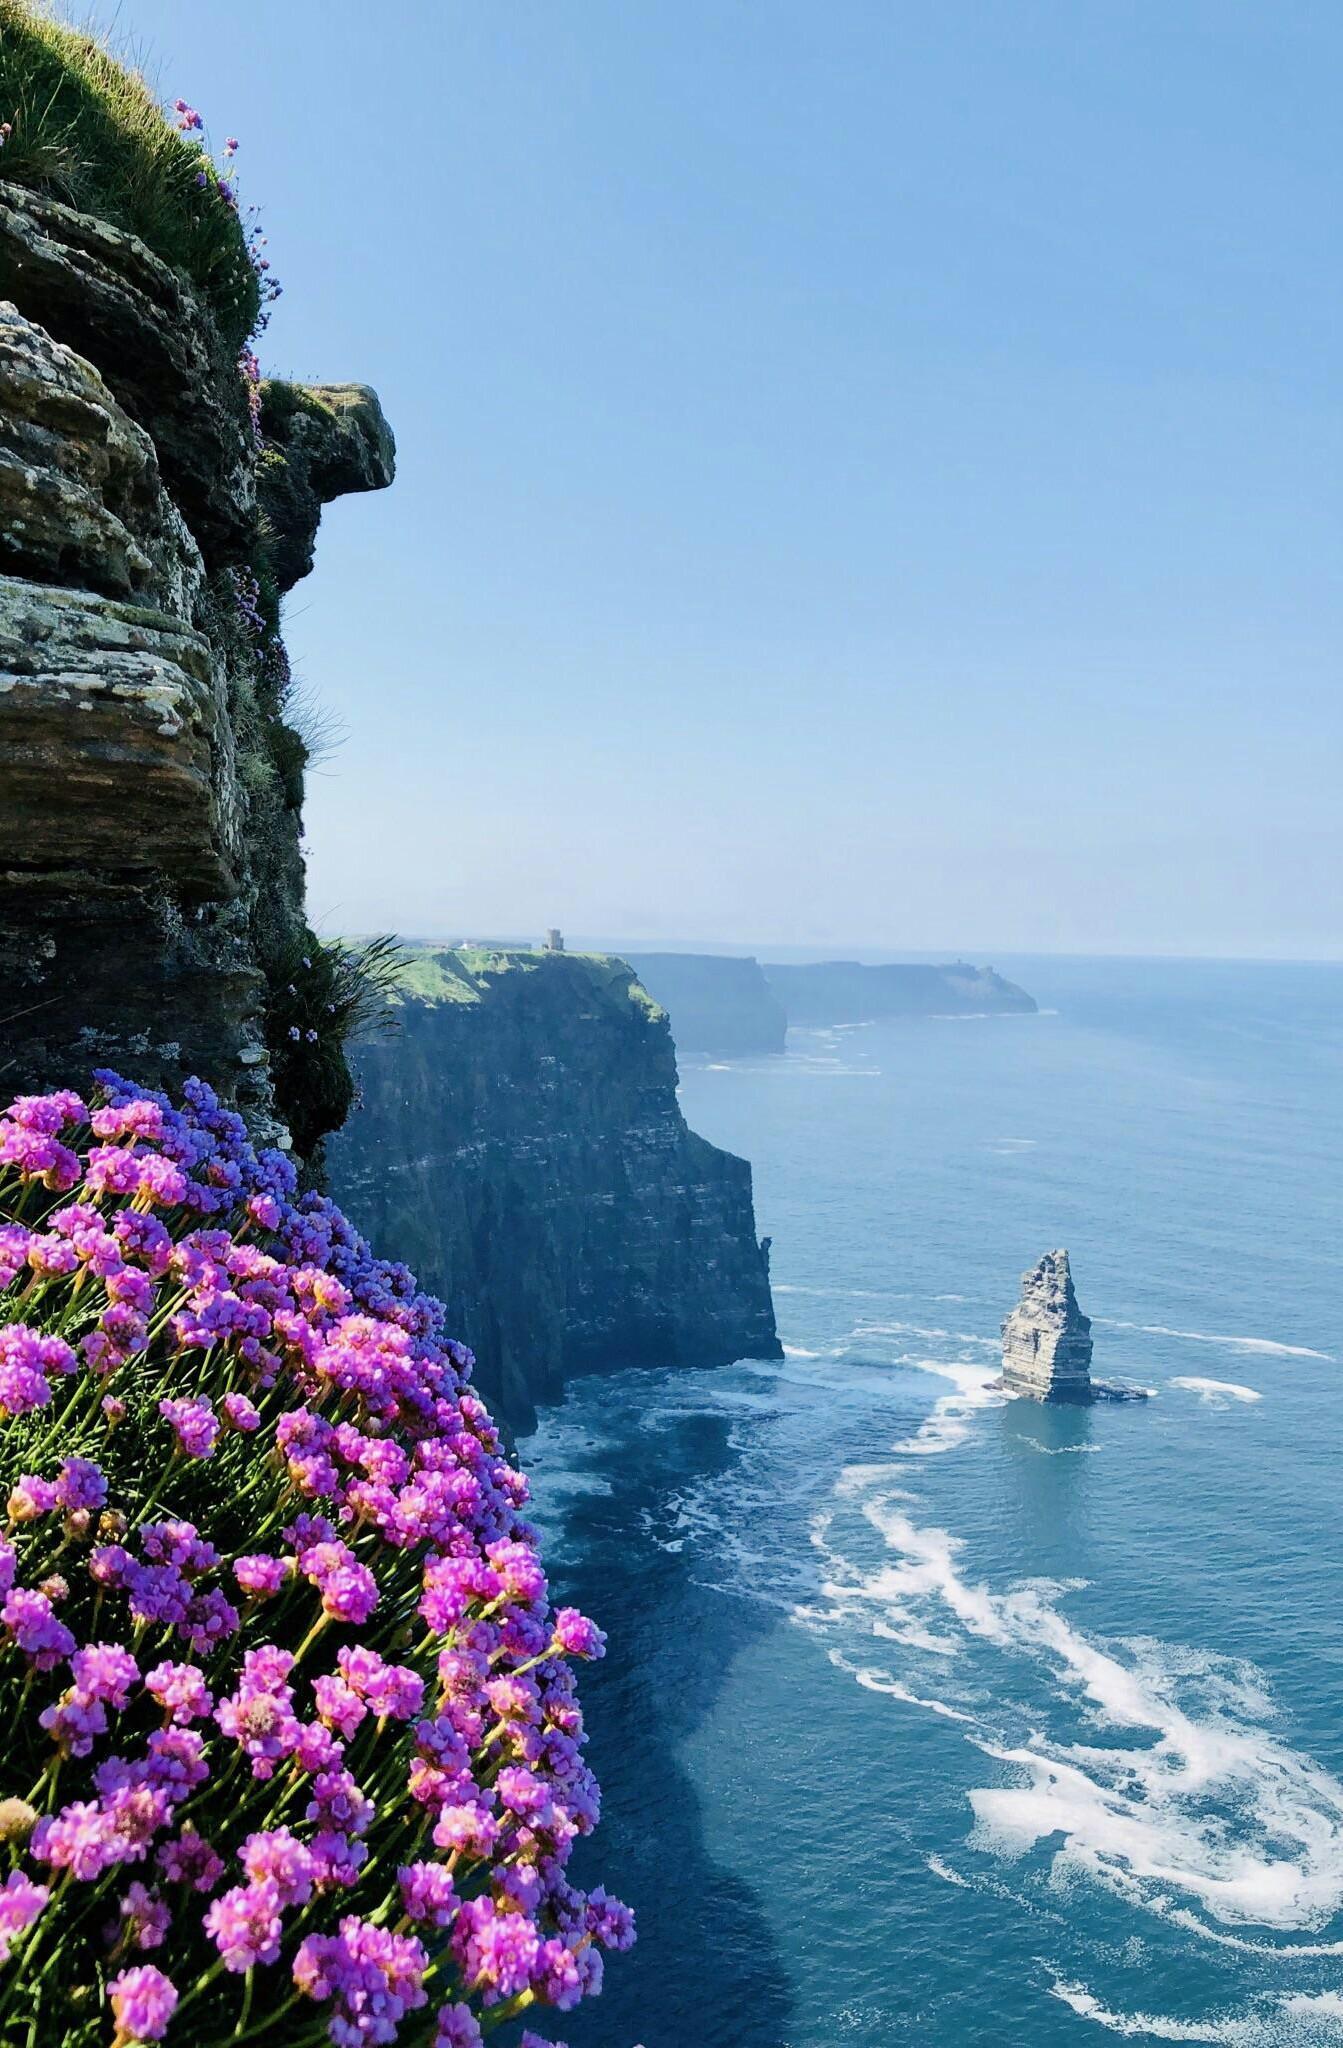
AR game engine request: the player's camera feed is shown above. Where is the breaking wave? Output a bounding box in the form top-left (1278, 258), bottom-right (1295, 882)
top-left (1169, 1378), bottom-right (1263, 1406)
top-left (1098, 1322), bottom-right (1333, 1363)
top-left (807, 1483), bottom-right (1343, 1936)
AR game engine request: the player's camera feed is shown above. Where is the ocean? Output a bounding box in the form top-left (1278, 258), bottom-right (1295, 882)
top-left (525, 957), bottom-right (1343, 2047)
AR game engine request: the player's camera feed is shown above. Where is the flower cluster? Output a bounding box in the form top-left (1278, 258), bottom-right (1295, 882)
top-left (0, 1078), bottom-right (630, 2046)
top-left (228, 566), bottom-right (267, 644)
top-left (171, 97), bottom-right (282, 336)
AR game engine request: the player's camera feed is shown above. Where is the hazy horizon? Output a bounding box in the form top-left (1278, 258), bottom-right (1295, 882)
top-left (89, 1), bottom-right (1343, 962)
top-left (356, 930), bottom-right (1343, 969)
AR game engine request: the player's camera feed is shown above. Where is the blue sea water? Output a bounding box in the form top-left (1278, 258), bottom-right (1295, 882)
top-left (526, 957), bottom-right (1343, 2048)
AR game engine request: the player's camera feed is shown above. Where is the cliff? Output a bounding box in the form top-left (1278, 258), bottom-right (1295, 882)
top-left (327, 948), bottom-right (782, 1430)
top-left (0, 29), bottom-right (393, 1150)
top-left (763, 958), bottom-right (1037, 1025)
top-left (622, 952), bottom-right (788, 1058)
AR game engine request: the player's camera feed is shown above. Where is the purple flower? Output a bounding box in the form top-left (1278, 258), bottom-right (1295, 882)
top-left (552, 1608), bottom-right (606, 1660)
top-left (57, 1456), bottom-right (107, 1514)
top-left (215, 1648), bottom-right (299, 1778)
top-left (6, 1090), bottom-right (86, 1134)
top-left (156, 1828), bottom-right (223, 1893)
top-left (293, 1916), bottom-right (428, 2040)
top-left (159, 1396), bottom-right (220, 1459)
top-left (222, 1390), bottom-right (261, 1432)
top-left (398, 1860), bottom-right (457, 1928)
top-left (451, 1896), bottom-right (541, 2003)
top-left (70, 1642), bottom-right (139, 1707)
top-left (3, 1589), bottom-right (75, 1670)
top-left (0, 1070), bottom-right (629, 2035)
top-left (301, 1540), bottom-right (378, 1625)
top-left (0, 1326), bottom-right (76, 1418)
top-left (314, 1672), bottom-right (366, 1741)
top-left (233, 1553), bottom-right (292, 1600)
top-left (434, 2007), bottom-right (484, 2048)
top-left (241, 1827), bottom-right (316, 1907)
top-left (8, 1474), bottom-right (58, 1522)
top-left (0, 1870), bottom-right (48, 1963)
top-left (108, 1879), bottom-right (171, 1953)
top-left (145, 1661), bottom-right (212, 1724)
top-left (204, 1879), bottom-right (284, 1971)
top-left (109, 1962), bottom-right (178, 2042)
top-left (32, 1800), bottom-right (118, 1882)
top-left (336, 1645), bottom-right (424, 1721)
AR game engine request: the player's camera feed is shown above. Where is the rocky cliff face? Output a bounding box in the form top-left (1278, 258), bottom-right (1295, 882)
top-left (0, 185), bottom-right (392, 1141)
top-left (763, 959), bottom-right (1037, 1025)
top-left (1000, 1249), bottom-right (1094, 1399)
top-left (327, 949), bottom-right (782, 1431)
top-left (622, 953), bottom-right (787, 1058)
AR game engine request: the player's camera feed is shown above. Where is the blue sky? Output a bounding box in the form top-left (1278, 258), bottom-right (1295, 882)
top-left (93, 2), bottom-right (1341, 956)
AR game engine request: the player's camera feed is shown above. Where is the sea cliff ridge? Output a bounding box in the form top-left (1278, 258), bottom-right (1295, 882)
top-left (327, 946), bottom-right (782, 1431)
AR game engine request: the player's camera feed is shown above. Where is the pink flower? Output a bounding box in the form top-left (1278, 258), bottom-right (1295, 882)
top-left (145, 1661), bottom-right (212, 1724)
top-left (0, 1870), bottom-right (48, 1963)
top-left (109, 1962), bottom-right (178, 2041)
top-left (222, 1391), bottom-right (261, 1432)
top-left (203, 1879), bottom-right (284, 1971)
top-left (159, 1397), bottom-right (219, 1459)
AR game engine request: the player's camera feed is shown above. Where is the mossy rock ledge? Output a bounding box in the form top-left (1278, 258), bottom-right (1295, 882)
top-left (0, 172), bottom-right (394, 1150)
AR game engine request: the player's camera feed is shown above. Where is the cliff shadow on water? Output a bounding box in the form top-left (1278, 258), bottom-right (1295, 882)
top-left (532, 1395), bottom-right (796, 2048)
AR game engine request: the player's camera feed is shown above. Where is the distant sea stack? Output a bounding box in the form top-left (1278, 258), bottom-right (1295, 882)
top-left (1001, 1250), bottom-right (1095, 1400)
top-left (1000, 1250), bottom-right (1148, 1404)
top-left (622, 954), bottom-right (787, 1058)
top-left (327, 947), bottom-right (781, 1432)
top-left (763, 960), bottom-right (1037, 1027)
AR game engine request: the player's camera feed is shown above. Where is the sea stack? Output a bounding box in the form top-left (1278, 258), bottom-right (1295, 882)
top-left (1001, 1250), bottom-right (1094, 1401)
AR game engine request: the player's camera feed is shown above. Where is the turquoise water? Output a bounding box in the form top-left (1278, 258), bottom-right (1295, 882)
top-left (526, 958), bottom-right (1343, 2047)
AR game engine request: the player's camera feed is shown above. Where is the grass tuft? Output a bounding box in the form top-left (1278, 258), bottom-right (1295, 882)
top-left (0, 0), bottom-right (259, 345)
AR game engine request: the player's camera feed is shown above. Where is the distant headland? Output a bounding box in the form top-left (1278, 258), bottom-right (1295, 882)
top-left (624, 953), bottom-right (1036, 1057)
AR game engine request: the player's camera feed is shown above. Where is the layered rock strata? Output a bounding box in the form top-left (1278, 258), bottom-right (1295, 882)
top-left (0, 185), bottom-right (392, 1140)
top-left (1000, 1249), bottom-right (1148, 1403)
top-left (327, 948), bottom-right (782, 1430)
top-left (1001, 1249), bottom-right (1094, 1399)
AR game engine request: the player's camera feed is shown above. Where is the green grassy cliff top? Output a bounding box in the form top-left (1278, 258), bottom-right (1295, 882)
top-left (382, 946), bottom-right (666, 1023)
top-left (0, 0), bottom-right (259, 344)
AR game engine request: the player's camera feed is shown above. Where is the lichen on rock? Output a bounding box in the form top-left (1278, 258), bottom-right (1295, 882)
top-left (0, 161), bottom-right (393, 1154)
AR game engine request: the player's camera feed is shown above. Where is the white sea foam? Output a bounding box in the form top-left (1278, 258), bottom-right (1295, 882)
top-left (809, 1484), bottom-right (1343, 1935)
top-left (826, 1647), bottom-right (978, 1720)
top-left (782, 1344), bottom-right (822, 1359)
top-left (851, 1317), bottom-right (1000, 1353)
top-left (1048, 1979), bottom-right (1343, 2043)
top-left (1022, 1437), bottom-right (1103, 1454)
top-left (1047, 1979), bottom-right (1254, 2042)
top-left (1169, 1378), bottom-right (1263, 1406)
top-left (1098, 1321), bottom-right (1333, 1363)
top-left (1158, 1905), bottom-right (1343, 1959)
top-left (885, 1359), bottom-right (1006, 1456)
top-left (926, 1853), bottom-right (971, 1887)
